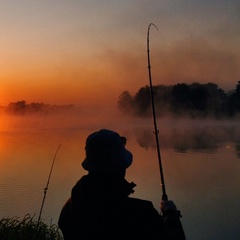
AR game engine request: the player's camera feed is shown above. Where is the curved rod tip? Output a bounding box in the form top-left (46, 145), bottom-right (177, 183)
top-left (148, 23), bottom-right (159, 31)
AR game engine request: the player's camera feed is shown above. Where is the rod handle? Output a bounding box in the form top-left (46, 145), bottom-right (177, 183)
top-left (162, 193), bottom-right (168, 201)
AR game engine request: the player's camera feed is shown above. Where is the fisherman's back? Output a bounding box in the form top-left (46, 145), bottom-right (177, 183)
top-left (58, 129), bottom-right (185, 240)
top-left (59, 174), bottom-right (167, 240)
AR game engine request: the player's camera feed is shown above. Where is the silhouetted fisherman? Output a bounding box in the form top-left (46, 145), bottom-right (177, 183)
top-left (58, 129), bottom-right (186, 240)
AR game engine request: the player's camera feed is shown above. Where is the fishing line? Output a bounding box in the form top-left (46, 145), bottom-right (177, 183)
top-left (147, 23), bottom-right (168, 201)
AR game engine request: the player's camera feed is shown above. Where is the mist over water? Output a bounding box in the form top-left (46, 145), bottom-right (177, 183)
top-left (1, 109), bottom-right (240, 240)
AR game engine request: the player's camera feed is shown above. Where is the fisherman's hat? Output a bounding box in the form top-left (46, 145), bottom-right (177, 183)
top-left (82, 129), bottom-right (133, 174)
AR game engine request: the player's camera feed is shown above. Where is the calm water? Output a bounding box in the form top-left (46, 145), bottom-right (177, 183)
top-left (1, 113), bottom-right (240, 240)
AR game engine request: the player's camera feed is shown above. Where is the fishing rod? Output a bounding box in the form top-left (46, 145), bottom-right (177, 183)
top-left (36, 144), bottom-right (62, 228)
top-left (147, 23), bottom-right (168, 201)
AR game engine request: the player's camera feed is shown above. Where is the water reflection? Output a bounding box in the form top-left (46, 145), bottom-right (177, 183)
top-left (134, 120), bottom-right (240, 156)
top-left (1, 114), bottom-right (240, 240)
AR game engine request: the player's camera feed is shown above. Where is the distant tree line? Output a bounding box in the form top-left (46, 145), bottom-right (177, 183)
top-left (2, 100), bottom-right (75, 115)
top-left (117, 81), bottom-right (240, 118)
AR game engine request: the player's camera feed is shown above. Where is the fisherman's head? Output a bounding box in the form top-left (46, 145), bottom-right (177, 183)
top-left (82, 129), bottom-right (133, 177)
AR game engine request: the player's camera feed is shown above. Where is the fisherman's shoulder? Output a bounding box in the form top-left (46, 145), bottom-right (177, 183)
top-left (126, 197), bottom-right (160, 214)
top-left (128, 197), bottom-right (154, 205)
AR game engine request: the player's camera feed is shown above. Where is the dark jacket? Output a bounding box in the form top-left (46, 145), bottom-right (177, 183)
top-left (58, 173), bottom-right (185, 240)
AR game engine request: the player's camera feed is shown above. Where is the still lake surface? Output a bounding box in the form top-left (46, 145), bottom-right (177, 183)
top-left (1, 111), bottom-right (240, 240)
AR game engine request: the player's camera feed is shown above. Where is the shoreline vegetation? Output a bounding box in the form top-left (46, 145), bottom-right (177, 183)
top-left (0, 214), bottom-right (63, 240)
top-left (117, 81), bottom-right (240, 119)
top-left (0, 102), bottom-right (75, 116)
top-left (1, 81), bottom-right (240, 119)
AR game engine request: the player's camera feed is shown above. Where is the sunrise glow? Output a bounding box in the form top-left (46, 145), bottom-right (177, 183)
top-left (1, 1), bottom-right (239, 108)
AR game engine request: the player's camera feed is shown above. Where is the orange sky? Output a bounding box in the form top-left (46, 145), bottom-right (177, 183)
top-left (1, 1), bottom-right (240, 107)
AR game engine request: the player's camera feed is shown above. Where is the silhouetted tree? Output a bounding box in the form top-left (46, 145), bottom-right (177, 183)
top-left (5, 101), bottom-right (75, 115)
top-left (7, 100), bottom-right (27, 114)
top-left (133, 86), bottom-right (151, 116)
top-left (203, 83), bottom-right (227, 118)
top-left (236, 81), bottom-right (240, 112)
top-left (153, 85), bottom-right (172, 115)
top-left (190, 83), bottom-right (208, 113)
top-left (117, 82), bottom-right (239, 118)
top-left (28, 102), bottom-right (46, 113)
top-left (171, 83), bottom-right (191, 115)
top-left (117, 91), bottom-right (134, 114)
top-left (227, 81), bottom-right (240, 116)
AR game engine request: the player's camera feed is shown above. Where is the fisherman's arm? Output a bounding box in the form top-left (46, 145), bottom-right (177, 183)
top-left (161, 200), bottom-right (186, 240)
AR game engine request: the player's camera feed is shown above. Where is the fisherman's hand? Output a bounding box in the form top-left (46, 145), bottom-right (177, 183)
top-left (160, 200), bottom-right (176, 212)
top-left (160, 200), bottom-right (182, 217)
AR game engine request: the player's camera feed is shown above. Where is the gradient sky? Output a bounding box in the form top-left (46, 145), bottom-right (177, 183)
top-left (1, 0), bottom-right (239, 107)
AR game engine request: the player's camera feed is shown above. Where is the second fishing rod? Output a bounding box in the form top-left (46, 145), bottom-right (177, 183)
top-left (147, 23), bottom-right (168, 202)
